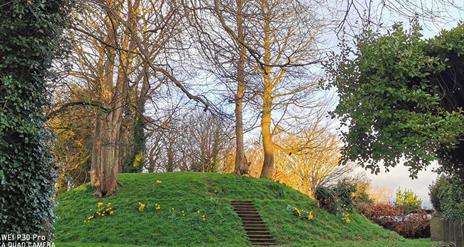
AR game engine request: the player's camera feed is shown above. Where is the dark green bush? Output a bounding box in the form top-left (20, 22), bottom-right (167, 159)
top-left (0, 0), bottom-right (67, 238)
top-left (316, 185), bottom-right (338, 213)
top-left (429, 176), bottom-right (448, 213)
top-left (316, 179), bottom-right (357, 214)
top-left (429, 176), bottom-right (464, 219)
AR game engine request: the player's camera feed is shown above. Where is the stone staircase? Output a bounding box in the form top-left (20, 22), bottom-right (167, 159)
top-left (231, 200), bottom-right (277, 246)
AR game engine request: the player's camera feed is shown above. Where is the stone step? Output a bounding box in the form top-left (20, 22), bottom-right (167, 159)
top-left (233, 207), bottom-right (259, 211)
top-left (239, 216), bottom-right (262, 220)
top-left (233, 206), bottom-right (256, 210)
top-left (244, 225), bottom-right (268, 228)
top-left (231, 202), bottom-right (253, 205)
top-left (237, 213), bottom-right (261, 217)
top-left (244, 227), bottom-right (269, 231)
top-left (239, 215), bottom-right (261, 220)
top-left (242, 221), bottom-right (266, 224)
top-left (249, 240), bottom-right (276, 243)
top-left (232, 204), bottom-right (255, 208)
top-left (243, 225), bottom-right (267, 229)
top-left (244, 227), bottom-right (271, 232)
top-left (250, 239), bottom-right (276, 245)
top-left (235, 210), bottom-right (259, 214)
top-left (245, 229), bottom-right (270, 233)
top-left (241, 219), bottom-right (265, 222)
top-left (236, 211), bottom-right (260, 214)
top-left (248, 234), bottom-right (274, 238)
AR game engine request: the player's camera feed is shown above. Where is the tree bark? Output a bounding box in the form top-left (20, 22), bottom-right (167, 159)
top-left (234, 0), bottom-right (247, 174)
top-left (260, 0), bottom-right (275, 179)
top-left (89, 0), bottom-right (134, 195)
top-left (90, 114), bottom-right (121, 196)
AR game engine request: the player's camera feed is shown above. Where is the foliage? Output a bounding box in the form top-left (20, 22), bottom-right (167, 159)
top-left (324, 21), bottom-right (464, 178)
top-left (358, 203), bottom-right (401, 219)
top-left (55, 173), bottom-right (403, 246)
top-left (358, 203), bottom-right (429, 238)
top-left (392, 210), bottom-right (430, 239)
top-left (394, 189), bottom-right (422, 214)
top-left (429, 176), bottom-right (447, 212)
top-left (48, 89), bottom-right (94, 193)
top-left (0, 0), bottom-right (67, 237)
top-left (239, 124), bottom-right (344, 198)
top-left (352, 181), bottom-right (374, 206)
top-left (429, 176), bottom-right (464, 219)
top-left (315, 179), bottom-right (356, 214)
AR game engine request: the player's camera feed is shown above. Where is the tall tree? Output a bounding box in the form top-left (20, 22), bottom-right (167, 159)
top-left (56, 0), bottom-right (211, 195)
top-left (186, 0), bottom-right (252, 174)
top-left (214, 0), bottom-right (324, 178)
top-left (0, 0), bottom-right (67, 238)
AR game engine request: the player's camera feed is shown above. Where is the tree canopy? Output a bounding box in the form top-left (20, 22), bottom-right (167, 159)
top-left (325, 22), bottom-right (464, 179)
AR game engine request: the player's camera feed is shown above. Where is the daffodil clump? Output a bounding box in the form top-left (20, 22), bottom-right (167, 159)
top-left (341, 211), bottom-right (351, 224)
top-left (288, 205), bottom-right (314, 221)
top-left (84, 202), bottom-right (114, 223)
top-left (138, 202), bottom-right (146, 212)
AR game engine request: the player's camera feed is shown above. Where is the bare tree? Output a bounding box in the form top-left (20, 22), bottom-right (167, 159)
top-left (145, 109), bottom-right (233, 172)
top-left (213, 0), bottom-right (325, 178)
top-left (54, 0), bottom-right (212, 195)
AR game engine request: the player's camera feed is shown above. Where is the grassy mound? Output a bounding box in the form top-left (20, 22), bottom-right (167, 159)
top-left (55, 172), bottom-right (419, 246)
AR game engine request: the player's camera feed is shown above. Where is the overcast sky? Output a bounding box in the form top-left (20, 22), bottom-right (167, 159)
top-left (358, 162), bottom-right (439, 208)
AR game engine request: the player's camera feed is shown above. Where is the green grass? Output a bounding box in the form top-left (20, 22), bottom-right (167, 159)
top-left (55, 239), bottom-right (437, 247)
top-left (55, 172), bottom-right (434, 246)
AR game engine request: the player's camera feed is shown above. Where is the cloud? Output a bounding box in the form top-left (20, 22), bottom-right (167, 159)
top-left (356, 161), bottom-right (439, 208)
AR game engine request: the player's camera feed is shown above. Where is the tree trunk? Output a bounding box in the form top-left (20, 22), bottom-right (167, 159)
top-left (166, 140), bottom-right (175, 172)
top-left (260, 0), bottom-right (274, 178)
top-left (90, 113), bottom-right (121, 196)
top-left (89, 0), bottom-right (133, 195)
top-left (234, 0), bottom-right (247, 174)
top-left (260, 86), bottom-right (274, 178)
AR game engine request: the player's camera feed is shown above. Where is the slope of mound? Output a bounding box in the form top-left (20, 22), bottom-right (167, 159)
top-left (55, 172), bottom-right (402, 246)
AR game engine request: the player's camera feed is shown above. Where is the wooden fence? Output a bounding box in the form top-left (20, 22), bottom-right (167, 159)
top-left (431, 214), bottom-right (464, 247)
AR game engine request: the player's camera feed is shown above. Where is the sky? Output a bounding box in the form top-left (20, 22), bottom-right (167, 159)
top-left (358, 162), bottom-right (439, 208)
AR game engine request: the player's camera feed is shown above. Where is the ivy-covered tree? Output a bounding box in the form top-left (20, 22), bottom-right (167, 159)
top-left (0, 0), bottom-right (67, 238)
top-left (325, 22), bottom-right (464, 179)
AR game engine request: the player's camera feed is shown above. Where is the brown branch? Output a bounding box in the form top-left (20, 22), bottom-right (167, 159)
top-left (213, 0), bottom-right (322, 70)
top-left (46, 101), bottom-right (110, 120)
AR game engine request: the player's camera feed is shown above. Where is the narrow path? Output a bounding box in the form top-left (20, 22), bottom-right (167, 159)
top-left (231, 200), bottom-right (277, 246)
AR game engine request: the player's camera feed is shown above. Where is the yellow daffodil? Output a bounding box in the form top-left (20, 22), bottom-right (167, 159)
top-left (106, 202), bottom-right (111, 207)
top-left (155, 204), bottom-right (161, 210)
top-left (138, 202), bottom-right (146, 212)
top-left (341, 212), bottom-right (351, 224)
top-left (307, 211), bottom-right (314, 221)
top-left (97, 202), bottom-right (103, 207)
top-left (155, 179), bottom-right (162, 184)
